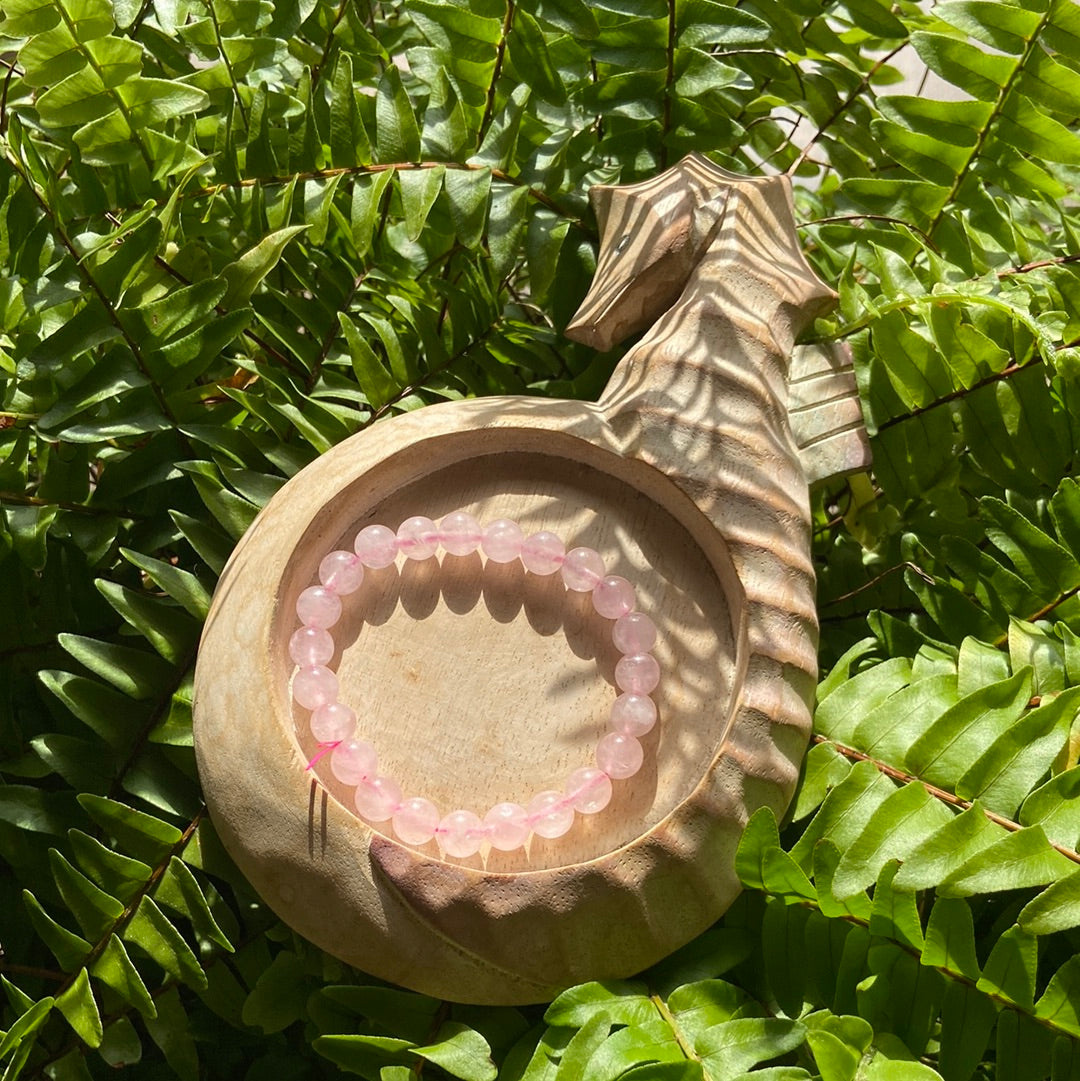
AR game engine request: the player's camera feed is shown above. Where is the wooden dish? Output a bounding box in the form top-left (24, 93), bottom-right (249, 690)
top-left (193, 158), bottom-right (870, 1004)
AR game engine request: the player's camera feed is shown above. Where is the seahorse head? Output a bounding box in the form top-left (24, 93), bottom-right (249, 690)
top-left (565, 153), bottom-right (737, 351)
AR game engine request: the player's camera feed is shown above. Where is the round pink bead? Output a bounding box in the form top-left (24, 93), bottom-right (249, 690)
top-left (615, 652), bottom-right (661, 695)
top-left (330, 738), bottom-right (377, 785)
top-left (393, 797), bottom-right (440, 845)
top-left (593, 575), bottom-right (635, 619)
top-left (610, 693), bottom-right (657, 737)
top-left (396, 516), bottom-right (439, 560)
top-left (482, 518), bottom-right (524, 563)
top-left (565, 767), bottom-right (613, 814)
top-left (527, 790), bottom-right (575, 839)
top-left (292, 665), bottom-right (338, 710)
top-left (484, 802), bottom-right (530, 851)
top-left (613, 611), bottom-right (657, 654)
top-left (437, 809), bottom-right (485, 858)
top-left (440, 511), bottom-right (482, 556)
top-left (296, 585), bottom-right (342, 629)
top-left (561, 546), bottom-right (605, 592)
top-left (521, 530), bottom-right (565, 575)
top-left (355, 775), bottom-right (402, 822)
top-left (289, 625), bottom-right (334, 666)
top-left (319, 550), bottom-right (364, 594)
top-left (353, 524), bottom-right (398, 568)
top-left (597, 732), bottom-right (644, 779)
top-left (310, 701), bottom-right (356, 743)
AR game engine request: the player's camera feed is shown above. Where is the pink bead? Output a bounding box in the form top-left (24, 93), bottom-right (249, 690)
top-left (354, 775), bottom-right (402, 822)
top-left (296, 585), bottom-right (342, 629)
top-left (330, 738), bottom-right (377, 785)
top-left (521, 531), bottom-right (565, 575)
top-left (597, 732), bottom-right (644, 779)
top-left (354, 524), bottom-right (398, 568)
top-left (527, 790), bottom-right (575, 839)
top-left (615, 652), bottom-right (660, 695)
top-left (592, 575), bottom-right (635, 619)
top-left (610, 693), bottom-right (657, 737)
top-left (289, 626), bottom-right (334, 666)
top-left (396, 516), bottom-right (439, 560)
top-left (292, 665), bottom-right (338, 710)
top-left (613, 611), bottom-right (657, 654)
top-left (484, 802), bottom-right (530, 851)
top-left (482, 518), bottom-right (524, 563)
top-left (440, 511), bottom-right (482, 556)
top-left (310, 701), bottom-right (356, 743)
top-left (565, 767), bottom-right (613, 814)
top-left (561, 546), bottom-right (604, 591)
top-left (393, 797), bottom-right (440, 845)
top-left (319, 550), bottom-right (364, 594)
top-left (437, 809), bottom-right (485, 858)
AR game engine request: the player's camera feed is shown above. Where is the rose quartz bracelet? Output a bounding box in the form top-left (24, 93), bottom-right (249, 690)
top-left (288, 512), bottom-right (660, 858)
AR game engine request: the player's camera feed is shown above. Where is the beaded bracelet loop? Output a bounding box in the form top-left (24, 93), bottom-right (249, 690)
top-left (289, 512), bottom-right (661, 858)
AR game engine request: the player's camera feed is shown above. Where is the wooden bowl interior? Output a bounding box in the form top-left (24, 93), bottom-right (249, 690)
top-left (273, 429), bottom-right (745, 872)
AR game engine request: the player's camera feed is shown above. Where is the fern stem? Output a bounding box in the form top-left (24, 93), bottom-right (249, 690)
top-left (820, 561), bottom-right (934, 608)
top-left (165, 163), bottom-right (590, 233)
top-left (798, 213), bottom-right (938, 253)
top-left (660, 0), bottom-right (675, 169)
top-left (1, 150), bottom-right (193, 453)
top-left (365, 320), bottom-right (503, 424)
top-left (925, 7), bottom-right (1052, 238)
top-left (110, 651), bottom-right (198, 798)
top-left (307, 268), bottom-right (371, 392)
top-left (651, 993), bottom-right (702, 1063)
top-left (479, 0), bottom-right (515, 148)
top-left (42, 805), bottom-right (208, 1018)
top-left (204, 0), bottom-right (249, 128)
top-left (147, 247), bottom-right (307, 381)
top-left (49, 3), bottom-right (155, 176)
top-left (310, 0), bottom-right (351, 90)
top-left (789, 43), bottom-right (906, 177)
top-left (810, 734), bottom-right (1080, 867)
top-left (876, 358), bottom-right (1034, 434)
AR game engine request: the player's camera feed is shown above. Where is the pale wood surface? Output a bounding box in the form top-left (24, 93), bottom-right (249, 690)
top-left (193, 156), bottom-right (871, 1004)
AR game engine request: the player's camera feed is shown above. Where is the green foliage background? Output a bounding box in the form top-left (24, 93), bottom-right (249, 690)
top-left (2, 0), bottom-right (1080, 1077)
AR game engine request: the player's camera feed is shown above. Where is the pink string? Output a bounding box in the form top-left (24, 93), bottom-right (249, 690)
top-left (306, 741), bottom-right (341, 771)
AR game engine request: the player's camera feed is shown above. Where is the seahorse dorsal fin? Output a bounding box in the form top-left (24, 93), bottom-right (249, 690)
top-left (788, 341), bottom-right (872, 486)
top-left (691, 188), bottom-right (730, 251)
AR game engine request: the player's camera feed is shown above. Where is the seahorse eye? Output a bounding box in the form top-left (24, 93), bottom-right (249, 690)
top-left (614, 233), bottom-right (631, 254)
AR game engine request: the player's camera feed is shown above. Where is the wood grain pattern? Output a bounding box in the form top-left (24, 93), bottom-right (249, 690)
top-left (193, 156), bottom-right (870, 1004)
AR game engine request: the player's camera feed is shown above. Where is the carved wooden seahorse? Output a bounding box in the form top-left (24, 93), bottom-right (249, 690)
top-left (566, 152), bottom-right (870, 807)
top-left (193, 154), bottom-right (871, 1006)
